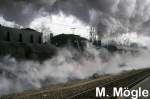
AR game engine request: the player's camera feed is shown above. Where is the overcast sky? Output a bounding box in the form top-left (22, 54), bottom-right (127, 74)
top-left (1, 0), bottom-right (150, 40)
top-left (0, 13), bottom-right (90, 38)
top-left (29, 13), bottom-right (90, 38)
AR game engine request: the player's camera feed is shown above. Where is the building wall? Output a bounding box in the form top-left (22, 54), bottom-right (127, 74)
top-left (0, 26), bottom-right (42, 44)
top-left (0, 25), bottom-right (57, 60)
top-left (0, 41), bottom-right (56, 60)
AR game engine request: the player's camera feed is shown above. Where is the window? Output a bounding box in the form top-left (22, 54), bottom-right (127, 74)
top-left (6, 32), bottom-right (10, 41)
top-left (19, 33), bottom-right (22, 42)
top-left (30, 34), bottom-right (34, 43)
top-left (38, 35), bottom-right (42, 44)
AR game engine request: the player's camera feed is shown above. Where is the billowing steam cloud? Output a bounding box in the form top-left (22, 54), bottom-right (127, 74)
top-left (0, 44), bottom-right (150, 96)
top-left (1, 0), bottom-right (150, 37)
top-left (0, 16), bottom-right (22, 28)
top-left (0, 0), bottom-right (58, 26)
top-left (53, 0), bottom-right (150, 36)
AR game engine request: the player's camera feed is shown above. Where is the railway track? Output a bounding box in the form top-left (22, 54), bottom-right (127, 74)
top-left (65, 68), bottom-right (150, 99)
top-left (1, 68), bottom-right (150, 99)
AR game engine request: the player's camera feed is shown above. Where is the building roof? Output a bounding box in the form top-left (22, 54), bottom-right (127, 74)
top-left (0, 25), bottom-right (42, 35)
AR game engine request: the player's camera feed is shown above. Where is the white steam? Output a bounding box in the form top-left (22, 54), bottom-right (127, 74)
top-left (0, 16), bottom-right (22, 28)
top-left (0, 44), bottom-right (150, 95)
top-left (102, 32), bottom-right (150, 47)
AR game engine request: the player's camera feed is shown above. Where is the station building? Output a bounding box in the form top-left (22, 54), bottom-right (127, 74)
top-left (0, 25), bottom-right (42, 44)
top-left (0, 25), bottom-right (56, 60)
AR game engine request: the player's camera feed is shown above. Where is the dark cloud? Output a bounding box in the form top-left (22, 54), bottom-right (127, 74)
top-left (0, 0), bottom-right (57, 26)
top-left (1, 0), bottom-right (150, 37)
top-left (53, 0), bottom-right (150, 37)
